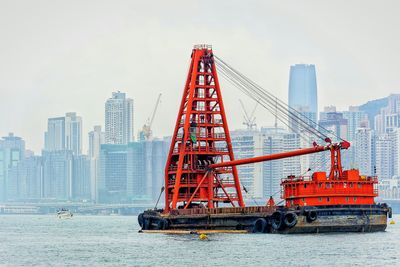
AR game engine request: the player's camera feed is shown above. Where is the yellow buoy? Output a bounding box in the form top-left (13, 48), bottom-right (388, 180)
top-left (390, 220), bottom-right (395, 225)
top-left (199, 233), bottom-right (208, 240)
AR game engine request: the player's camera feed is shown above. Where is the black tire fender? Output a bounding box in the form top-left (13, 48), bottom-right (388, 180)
top-left (306, 210), bottom-right (318, 223)
top-left (253, 218), bottom-right (267, 233)
top-left (284, 212), bottom-right (298, 228)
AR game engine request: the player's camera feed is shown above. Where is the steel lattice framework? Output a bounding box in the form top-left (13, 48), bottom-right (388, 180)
top-left (164, 45), bottom-right (244, 212)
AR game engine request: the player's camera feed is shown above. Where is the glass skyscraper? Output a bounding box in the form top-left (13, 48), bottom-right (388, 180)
top-left (105, 91), bottom-right (134, 144)
top-left (44, 112), bottom-right (82, 155)
top-left (0, 133), bottom-right (25, 201)
top-left (288, 64), bottom-right (318, 132)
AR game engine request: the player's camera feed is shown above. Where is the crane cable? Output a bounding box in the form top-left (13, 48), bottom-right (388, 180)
top-left (216, 65), bottom-right (320, 144)
top-left (216, 64), bottom-right (325, 143)
top-left (214, 55), bottom-right (344, 143)
top-left (215, 59), bottom-right (328, 142)
top-left (214, 55), bottom-right (329, 140)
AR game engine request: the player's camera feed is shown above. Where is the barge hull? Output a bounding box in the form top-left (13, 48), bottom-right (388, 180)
top-left (281, 214), bottom-right (387, 234)
top-left (139, 204), bottom-right (390, 234)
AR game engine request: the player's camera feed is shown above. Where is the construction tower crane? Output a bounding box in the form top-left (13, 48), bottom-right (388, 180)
top-left (141, 93), bottom-right (162, 140)
top-left (239, 99), bottom-right (258, 130)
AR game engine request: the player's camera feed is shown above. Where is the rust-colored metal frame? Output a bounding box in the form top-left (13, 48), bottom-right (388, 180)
top-left (164, 45), bottom-right (244, 212)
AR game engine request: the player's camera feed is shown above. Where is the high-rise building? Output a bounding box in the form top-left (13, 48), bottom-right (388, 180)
top-left (98, 137), bottom-right (170, 204)
top-left (128, 138), bottom-right (171, 203)
top-left (343, 106), bottom-right (369, 168)
top-left (282, 132), bottom-right (302, 177)
top-left (98, 144), bottom-right (128, 203)
top-left (0, 133), bottom-right (25, 201)
top-left (127, 142), bottom-right (147, 201)
top-left (66, 112), bottom-right (82, 155)
top-left (88, 126), bottom-right (105, 158)
top-left (45, 117), bottom-right (65, 151)
top-left (7, 155), bottom-right (43, 201)
top-left (374, 94), bottom-right (400, 134)
top-left (88, 125), bottom-right (105, 200)
top-left (354, 127), bottom-right (374, 175)
top-left (394, 128), bottom-right (400, 177)
top-left (231, 129), bottom-right (264, 199)
top-left (343, 106), bottom-right (369, 142)
top-left (375, 133), bottom-right (395, 180)
top-left (261, 127), bottom-right (286, 200)
top-left (44, 112), bottom-right (82, 155)
top-left (42, 150), bottom-right (73, 200)
top-left (149, 138), bottom-right (170, 202)
top-left (288, 64), bottom-right (318, 132)
top-left (105, 91), bottom-right (134, 144)
top-left (378, 176), bottom-right (400, 199)
top-left (72, 155), bottom-right (91, 200)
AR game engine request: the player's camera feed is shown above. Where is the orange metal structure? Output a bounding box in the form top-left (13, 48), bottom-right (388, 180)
top-left (164, 45), bottom-right (244, 212)
top-left (279, 141), bottom-right (377, 207)
top-left (164, 45), bottom-right (377, 213)
top-left (281, 169), bottom-right (378, 207)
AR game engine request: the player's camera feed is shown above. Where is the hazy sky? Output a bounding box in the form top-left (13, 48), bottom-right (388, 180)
top-left (0, 0), bottom-right (399, 153)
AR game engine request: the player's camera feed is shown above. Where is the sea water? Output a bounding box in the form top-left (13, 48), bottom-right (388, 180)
top-left (0, 215), bottom-right (398, 266)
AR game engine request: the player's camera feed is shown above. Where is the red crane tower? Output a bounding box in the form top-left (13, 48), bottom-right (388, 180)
top-left (164, 45), bottom-right (244, 212)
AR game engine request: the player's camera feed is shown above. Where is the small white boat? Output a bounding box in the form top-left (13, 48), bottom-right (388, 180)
top-left (57, 209), bottom-right (73, 219)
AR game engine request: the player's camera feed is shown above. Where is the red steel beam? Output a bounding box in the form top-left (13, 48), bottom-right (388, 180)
top-left (209, 145), bottom-right (330, 169)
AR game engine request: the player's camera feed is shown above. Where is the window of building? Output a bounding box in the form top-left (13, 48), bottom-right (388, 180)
top-left (319, 197), bottom-right (322, 202)
top-left (304, 184), bottom-right (307, 188)
top-left (358, 183), bottom-right (362, 188)
top-left (346, 197), bottom-right (349, 202)
top-left (353, 197), bottom-right (357, 202)
top-left (326, 183), bottom-right (331, 189)
top-left (327, 197), bottom-right (330, 202)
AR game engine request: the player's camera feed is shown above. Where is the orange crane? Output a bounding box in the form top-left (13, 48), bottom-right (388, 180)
top-left (164, 45), bottom-right (356, 212)
top-left (139, 45), bottom-right (389, 234)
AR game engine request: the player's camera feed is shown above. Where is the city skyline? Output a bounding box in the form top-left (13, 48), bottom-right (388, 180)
top-left (1, 1), bottom-right (399, 154)
top-left (3, 91), bottom-right (400, 204)
top-left (0, 66), bottom-right (396, 155)
top-left (1, 90), bottom-right (397, 156)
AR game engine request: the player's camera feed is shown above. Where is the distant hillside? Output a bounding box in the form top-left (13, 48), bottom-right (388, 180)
top-left (358, 97), bottom-right (388, 128)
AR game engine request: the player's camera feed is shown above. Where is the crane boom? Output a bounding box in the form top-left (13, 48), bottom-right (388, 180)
top-left (209, 140), bottom-right (350, 170)
top-left (149, 93), bottom-right (162, 128)
top-left (210, 145), bottom-right (328, 169)
top-left (142, 93), bottom-right (162, 140)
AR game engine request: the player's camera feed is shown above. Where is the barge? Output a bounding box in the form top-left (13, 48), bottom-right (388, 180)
top-left (139, 167), bottom-right (391, 234)
top-left (138, 45), bottom-right (391, 234)
top-left (139, 204), bottom-right (390, 234)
